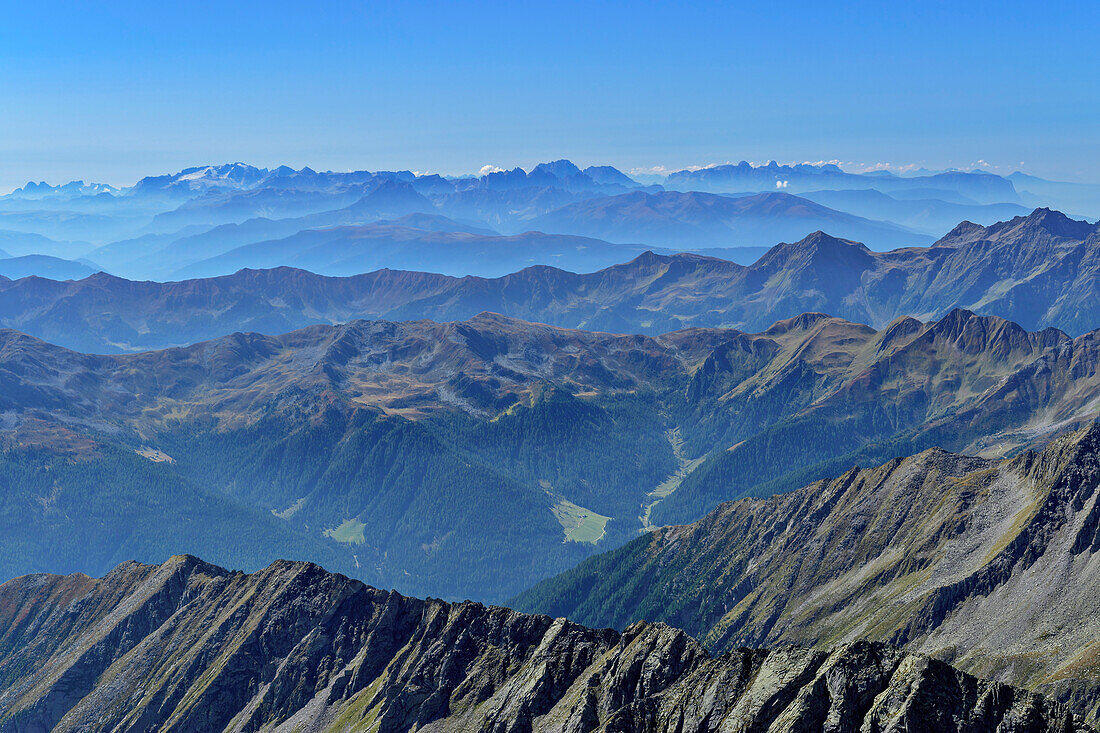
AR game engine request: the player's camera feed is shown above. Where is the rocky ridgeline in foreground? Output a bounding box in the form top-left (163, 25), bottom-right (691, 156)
top-left (0, 556), bottom-right (1089, 732)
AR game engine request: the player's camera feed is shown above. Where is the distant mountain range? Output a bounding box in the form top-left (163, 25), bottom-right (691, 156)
top-left (135, 185), bottom-right (926, 279)
top-left (0, 555), bottom-right (1088, 732)
top-left (1009, 172), bottom-right (1100, 216)
top-left (8, 179), bottom-right (118, 198)
top-left (1, 159), bottom-right (1093, 283)
top-left (0, 254), bottom-right (97, 280)
top-left (0, 229), bottom-right (91, 260)
top-left (87, 182), bottom-right (778, 280)
top-left (514, 422), bottom-right (1100, 723)
top-left (171, 222), bottom-right (657, 280)
top-left (528, 190), bottom-right (932, 249)
top-left (798, 188), bottom-right (1031, 235)
top-left (665, 161), bottom-right (1023, 204)
top-left (1, 208), bottom-right (1098, 354)
top-left (0, 208), bottom-right (144, 244)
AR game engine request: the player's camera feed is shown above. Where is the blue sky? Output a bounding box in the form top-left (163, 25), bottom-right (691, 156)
top-left (1, 0), bottom-right (1097, 191)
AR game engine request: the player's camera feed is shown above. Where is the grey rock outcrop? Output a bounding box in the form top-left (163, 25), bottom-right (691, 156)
top-left (0, 556), bottom-right (1088, 732)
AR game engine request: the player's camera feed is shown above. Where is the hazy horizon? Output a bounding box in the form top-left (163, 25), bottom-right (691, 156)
top-left (3, 0), bottom-right (1097, 192)
top-left (4, 157), bottom-right (1073, 196)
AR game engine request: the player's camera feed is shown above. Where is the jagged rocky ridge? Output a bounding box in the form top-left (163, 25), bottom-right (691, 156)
top-left (0, 556), bottom-right (1090, 732)
top-left (514, 423), bottom-right (1100, 723)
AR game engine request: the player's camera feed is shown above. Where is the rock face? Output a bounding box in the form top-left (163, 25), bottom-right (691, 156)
top-left (514, 423), bottom-right (1100, 723)
top-left (0, 556), bottom-right (1089, 732)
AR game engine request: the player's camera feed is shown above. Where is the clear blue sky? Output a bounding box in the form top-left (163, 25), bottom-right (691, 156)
top-left (2, 0), bottom-right (1098, 191)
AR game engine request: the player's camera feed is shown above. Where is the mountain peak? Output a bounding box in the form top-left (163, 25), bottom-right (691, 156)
top-left (927, 307), bottom-right (980, 334)
top-left (353, 178), bottom-right (432, 207)
top-left (627, 250), bottom-right (672, 268)
top-left (763, 311), bottom-right (835, 335)
top-left (936, 219), bottom-right (986, 245)
top-left (799, 229), bottom-right (869, 250)
top-left (1020, 207), bottom-right (1096, 239)
top-left (531, 159), bottom-right (583, 179)
top-left (758, 231), bottom-right (872, 268)
top-left (936, 207), bottom-right (1095, 247)
top-left (582, 165), bottom-right (637, 187)
top-left (925, 307), bottom-right (1068, 357)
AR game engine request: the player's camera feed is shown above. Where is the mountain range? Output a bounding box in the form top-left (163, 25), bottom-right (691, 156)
top-left (0, 229), bottom-right (91, 260)
top-left (798, 188), bottom-right (1031, 235)
top-left (86, 184), bottom-right (782, 280)
top-left (3, 157), bottom-right (1100, 730)
top-left (1, 208), bottom-right (1098, 354)
top-left (515, 423), bottom-right (1100, 723)
top-left (4, 305), bottom-right (1100, 601)
top-left (0, 254), bottom-right (97, 281)
top-left (664, 162), bottom-right (1024, 205)
top-left (526, 190), bottom-right (933, 249)
top-left (170, 222), bottom-right (657, 280)
top-left (2, 159), bottom-right (1093, 283)
top-left (0, 555), bottom-right (1089, 732)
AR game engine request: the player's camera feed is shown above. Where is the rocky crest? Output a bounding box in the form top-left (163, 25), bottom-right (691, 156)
top-left (0, 556), bottom-right (1089, 732)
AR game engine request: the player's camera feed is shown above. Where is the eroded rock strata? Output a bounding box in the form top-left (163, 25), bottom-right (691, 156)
top-left (0, 556), bottom-right (1088, 732)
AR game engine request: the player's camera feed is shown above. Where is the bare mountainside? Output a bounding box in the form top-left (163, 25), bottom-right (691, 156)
top-left (2, 307), bottom-right (1100, 599)
top-left (0, 208), bottom-right (1097, 354)
top-left (0, 555), bottom-right (1089, 732)
top-left (514, 423), bottom-right (1100, 722)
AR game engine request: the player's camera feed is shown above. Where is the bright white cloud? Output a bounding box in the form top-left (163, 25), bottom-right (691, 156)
top-left (478, 165), bottom-right (505, 176)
